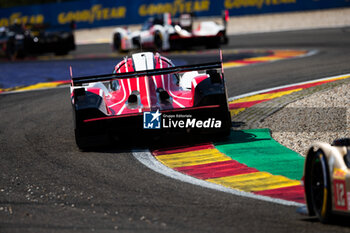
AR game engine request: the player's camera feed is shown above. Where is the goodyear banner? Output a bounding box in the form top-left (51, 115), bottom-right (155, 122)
top-left (0, 0), bottom-right (349, 29)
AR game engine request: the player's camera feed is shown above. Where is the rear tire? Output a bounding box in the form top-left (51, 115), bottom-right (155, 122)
top-left (308, 150), bottom-right (332, 223)
top-left (55, 50), bottom-right (69, 56)
top-left (154, 31), bottom-right (163, 51)
top-left (6, 39), bottom-right (16, 60)
top-left (74, 129), bottom-right (90, 151)
top-left (113, 33), bottom-right (122, 52)
top-left (206, 38), bottom-right (220, 49)
top-left (74, 128), bottom-right (112, 151)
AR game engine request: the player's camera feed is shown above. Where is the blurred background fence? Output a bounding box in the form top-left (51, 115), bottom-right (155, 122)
top-left (1, 0), bottom-right (350, 29)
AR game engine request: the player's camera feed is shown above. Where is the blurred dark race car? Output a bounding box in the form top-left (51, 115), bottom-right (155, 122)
top-left (303, 139), bottom-right (350, 223)
top-left (0, 22), bottom-right (75, 59)
top-left (25, 23), bottom-right (76, 56)
top-left (70, 51), bottom-right (232, 149)
top-left (0, 24), bottom-right (26, 59)
top-left (112, 11), bottom-right (229, 52)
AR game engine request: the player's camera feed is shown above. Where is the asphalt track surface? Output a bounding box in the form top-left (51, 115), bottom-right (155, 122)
top-left (1, 28), bottom-right (350, 232)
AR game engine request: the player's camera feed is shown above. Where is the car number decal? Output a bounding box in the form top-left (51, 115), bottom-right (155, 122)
top-left (334, 179), bottom-right (348, 211)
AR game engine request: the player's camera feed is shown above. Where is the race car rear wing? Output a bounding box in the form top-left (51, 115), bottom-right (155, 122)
top-left (71, 61), bottom-right (222, 86)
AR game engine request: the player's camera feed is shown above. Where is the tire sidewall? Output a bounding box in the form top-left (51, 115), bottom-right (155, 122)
top-left (310, 150), bottom-right (333, 223)
top-left (154, 31), bottom-right (163, 51)
top-left (113, 33), bottom-right (122, 51)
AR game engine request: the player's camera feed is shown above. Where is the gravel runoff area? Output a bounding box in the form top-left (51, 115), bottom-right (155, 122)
top-left (75, 7), bottom-right (350, 44)
top-left (259, 80), bottom-right (350, 157)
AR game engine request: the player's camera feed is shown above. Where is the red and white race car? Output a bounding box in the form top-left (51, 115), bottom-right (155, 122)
top-left (112, 12), bottom-right (228, 52)
top-left (303, 138), bottom-right (350, 222)
top-left (70, 52), bottom-right (231, 149)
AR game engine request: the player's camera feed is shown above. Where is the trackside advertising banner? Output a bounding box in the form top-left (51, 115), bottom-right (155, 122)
top-left (0, 0), bottom-right (349, 29)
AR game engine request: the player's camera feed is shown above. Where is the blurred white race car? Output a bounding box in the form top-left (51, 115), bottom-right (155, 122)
top-left (304, 138), bottom-right (350, 223)
top-left (112, 12), bottom-right (228, 52)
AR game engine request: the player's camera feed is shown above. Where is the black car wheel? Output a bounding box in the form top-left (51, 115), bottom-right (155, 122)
top-left (5, 38), bottom-right (16, 60)
top-left (74, 129), bottom-right (89, 150)
top-left (55, 49), bottom-right (69, 56)
top-left (113, 33), bottom-right (122, 52)
top-left (154, 31), bottom-right (163, 51)
top-left (206, 37), bottom-right (220, 49)
top-left (308, 149), bottom-right (332, 223)
top-left (74, 128), bottom-right (112, 151)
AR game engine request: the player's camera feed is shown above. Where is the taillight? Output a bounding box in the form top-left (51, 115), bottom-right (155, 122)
top-left (225, 10), bottom-right (229, 22)
top-left (167, 13), bottom-right (172, 25)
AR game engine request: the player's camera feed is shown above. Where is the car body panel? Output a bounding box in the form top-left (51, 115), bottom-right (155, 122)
top-left (112, 13), bottom-right (228, 51)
